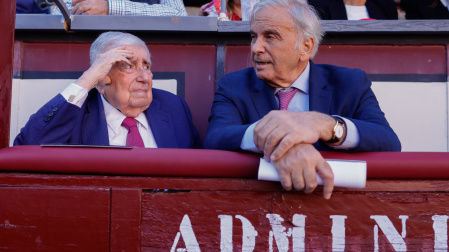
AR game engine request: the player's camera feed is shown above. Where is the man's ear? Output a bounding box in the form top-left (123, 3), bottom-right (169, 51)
top-left (96, 76), bottom-right (111, 94)
top-left (96, 83), bottom-right (106, 94)
top-left (299, 37), bottom-right (315, 61)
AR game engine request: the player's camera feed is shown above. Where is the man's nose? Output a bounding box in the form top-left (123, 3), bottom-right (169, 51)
top-left (251, 37), bottom-right (265, 54)
top-left (136, 67), bottom-right (151, 83)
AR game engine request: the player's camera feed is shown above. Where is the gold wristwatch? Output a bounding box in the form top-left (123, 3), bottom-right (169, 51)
top-left (326, 116), bottom-right (346, 145)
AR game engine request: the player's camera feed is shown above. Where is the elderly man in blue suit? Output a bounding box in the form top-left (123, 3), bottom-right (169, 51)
top-left (15, 31), bottom-right (201, 149)
top-left (205, 0), bottom-right (400, 199)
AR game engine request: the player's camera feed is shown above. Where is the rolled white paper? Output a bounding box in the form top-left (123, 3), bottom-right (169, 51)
top-left (258, 158), bottom-right (366, 188)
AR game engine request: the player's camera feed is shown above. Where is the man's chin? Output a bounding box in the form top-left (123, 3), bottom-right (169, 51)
top-left (131, 100), bottom-right (151, 108)
top-left (255, 71), bottom-right (272, 82)
top-left (122, 102), bottom-right (151, 117)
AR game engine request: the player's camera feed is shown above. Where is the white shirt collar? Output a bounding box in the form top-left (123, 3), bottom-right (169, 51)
top-left (100, 94), bottom-right (149, 134)
top-left (274, 62), bottom-right (310, 95)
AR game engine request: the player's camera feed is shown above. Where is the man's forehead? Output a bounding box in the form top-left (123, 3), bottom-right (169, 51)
top-left (251, 6), bottom-right (295, 31)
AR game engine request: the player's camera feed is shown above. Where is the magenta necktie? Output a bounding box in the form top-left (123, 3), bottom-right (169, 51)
top-left (277, 88), bottom-right (298, 110)
top-left (121, 117), bottom-right (145, 148)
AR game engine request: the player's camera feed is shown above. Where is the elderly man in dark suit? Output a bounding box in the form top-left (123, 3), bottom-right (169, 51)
top-left (15, 31), bottom-right (201, 149)
top-left (205, 0), bottom-right (400, 199)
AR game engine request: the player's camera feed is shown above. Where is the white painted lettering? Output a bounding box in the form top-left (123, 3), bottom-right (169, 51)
top-left (236, 215), bottom-right (258, 252)
top-left (374, 225), bottom-right (379, 252)
top-left (370, 215), bottom-right (407, 251)
top-left (399, 215), bottom-right (408, 238)
top-left (170, 215), bottom-right (201, 252)
top-left (292, 214), bottom-right (306, 252)
top-left (219, 215), bottom-right (233, 252)
top-left (266, 214), bottom-right (291, 252)
top-left (330, 215), bottom-right (347, 252)
top-left (432, 215), bottom-right (448, 251)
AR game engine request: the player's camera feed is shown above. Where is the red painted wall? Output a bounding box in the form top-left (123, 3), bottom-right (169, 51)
top-left (0, 0), bottom-right (16, 148)
top-left (225, 45), bottom-right (447, 74)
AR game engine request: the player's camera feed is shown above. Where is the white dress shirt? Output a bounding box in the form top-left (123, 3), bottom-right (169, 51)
top-left (61, 83), bottom-right (158, 148)
top-left (240, 62), bottom-right (360, 152)
top-left (441, 0), bottom-right (449, 11)
top-left (344, 5), bottom-right (370, 20)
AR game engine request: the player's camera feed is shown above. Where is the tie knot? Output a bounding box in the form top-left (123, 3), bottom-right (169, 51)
top-left (277, 88), bottom-right (298, 110)
top-left (122, 117), bottom-right (138, 130)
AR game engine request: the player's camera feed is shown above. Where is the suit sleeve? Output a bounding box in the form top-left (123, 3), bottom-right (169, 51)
top-left (13, 94), bottom-right (83, 146)
top-left (345, 71), bottom-right (401, 152)
top-left (177, 96), bottom-right (203, 149)
top-left (204, 75), bottom-right (252, 151)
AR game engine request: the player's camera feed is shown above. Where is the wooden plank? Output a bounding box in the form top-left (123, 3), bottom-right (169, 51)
top-left (70, 16), bottom-right (218, 32)
top-left (141, 190), bottom-right (449, 251)
top-left (110, 189), bottom-right (142, 252)
top-left (1, 173), bottom-right (449, 192)
top-left (225, 44), bottom-right (447, 75)
top-left (0, 0), bottom-right (16, 147)
top-left (15, 14), bottom-right (65, 30)
top-left (0, 187), bottom-right (110, 251)
top-left (218, 20), bottom-right (449, 34)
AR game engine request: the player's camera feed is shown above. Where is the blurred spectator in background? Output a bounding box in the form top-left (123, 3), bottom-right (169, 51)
top-left (308, 0), bottom-right (398, 20)
top-left (400, 0), bottom-right (449, 19)
top-left (53, 0), bottom-right (187, 16)
top-left (200, 0), bottom-right (242, 20)
top-left (17, 0), bottom-right (51, 14)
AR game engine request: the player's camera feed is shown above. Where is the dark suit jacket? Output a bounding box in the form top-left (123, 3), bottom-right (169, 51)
top-left (308, 0), bottom-right (398, 20)
top-left (400, 0), bottom-right (449, 19)
top-left (16, 0), bottom-right (50, 13)
top-left (14, 88), bottom-right (202, 149)
top-left (204, 62), bottom-right (401, 152)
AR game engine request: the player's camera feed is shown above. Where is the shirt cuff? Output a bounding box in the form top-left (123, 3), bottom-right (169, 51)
top-left (60, 83), bottom-right (89, 108)
top-left (331, 116), bottom-right (360, 149)
top-left (240, 121), bottom-right (262, 153)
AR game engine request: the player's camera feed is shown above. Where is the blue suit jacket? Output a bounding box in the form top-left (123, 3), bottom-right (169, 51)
top-left (14, 88), bottom-right (202, 149)
top-left (204, 62), bottom-right (401, 152)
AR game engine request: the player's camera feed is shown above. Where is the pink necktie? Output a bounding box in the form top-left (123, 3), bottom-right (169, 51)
top-left (121, 117), bottom-right (145, 148)
top-left (277, 88), bottom-right (298, 110)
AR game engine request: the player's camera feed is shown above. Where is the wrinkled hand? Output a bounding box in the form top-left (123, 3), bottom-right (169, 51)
top-left (254, 111), bottom-right (335, 162)
top-left (272, 143), bottom-right (334, 199)
top-left (72, 0), bottom-right (108, 15)
top-left (76, 46), bottom-right (133, 90)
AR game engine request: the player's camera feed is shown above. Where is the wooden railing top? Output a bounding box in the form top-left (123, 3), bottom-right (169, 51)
top-left (15, 14), bottom-right (449, 35)
top-left (2, 146), bottom-right (449, 179)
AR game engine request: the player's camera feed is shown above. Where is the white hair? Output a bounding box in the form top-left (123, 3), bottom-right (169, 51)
top-left (89, 31), bottom-right (151, 65)
top-left (250, 0), bottom-right (324, 58)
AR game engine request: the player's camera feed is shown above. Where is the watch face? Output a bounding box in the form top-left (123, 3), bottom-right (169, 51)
top-left (335, 124), bottom-right (344, 138)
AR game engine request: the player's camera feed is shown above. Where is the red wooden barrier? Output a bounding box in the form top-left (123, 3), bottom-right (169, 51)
top-left (1, 146), bottom-right (449, 251)
top-left (0, 0), bottom-right (16, 148)
top-left (2, 146), bottom-right (449, 179)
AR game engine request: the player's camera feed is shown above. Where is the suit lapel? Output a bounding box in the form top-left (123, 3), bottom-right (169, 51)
top-left (145, 99), bottom-right (178, 148)
top-left (82, 91), bottom-right (110, 145)
top-left (329, 0), bottom-right (348, 19)
top-left (308, 62), bottom-right (332, 114)
top-left (250, 69), bottom-right (278, 119)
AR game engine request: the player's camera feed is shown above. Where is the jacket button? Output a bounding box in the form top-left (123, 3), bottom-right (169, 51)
top-left (44, 116), bottom-right (50, 122)
top-left (48, 111), bottom-right (54, 117)
top-left (52, 107), bottom-right (59, 111)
